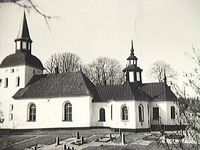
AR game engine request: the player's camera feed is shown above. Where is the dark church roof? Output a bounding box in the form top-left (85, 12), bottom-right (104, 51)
top-left (13, 72), bottom-right (100, 100)
top-left (13, 71), bottom-right (176, 102)
top-left (96, 82), bottom-right (148, 101)
top-left (0, 52), bottom-right (44, 69)
top-left (140, 82), bottom-right (177, 101)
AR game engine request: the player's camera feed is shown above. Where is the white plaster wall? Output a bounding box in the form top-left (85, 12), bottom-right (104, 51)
top-left (135, 101), bottom-right (150, 129)
top-left (11, 96), bottom-right (92, 129)
top-left (150, 101), bottom-right (178, 125)
top-left (109, 101), bottom-right (136, 129)
top-left (91, 102), bottom-right (110, 127)
top-left (0, 66), bottom-right (42, 129)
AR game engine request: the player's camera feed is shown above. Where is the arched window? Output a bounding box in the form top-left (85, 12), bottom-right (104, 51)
top-left (138, 104), bottom-right (144, 122)
top-left (171, 106), bottom-right (175, 119)
top-left (122, 105), bottom-right (128, 121)
top-left (28, 103), bottom-right (36, 121)
top-left (64, 102), bottom-right (72, 121)
top-left (99, 108), bottom-right (105, 121)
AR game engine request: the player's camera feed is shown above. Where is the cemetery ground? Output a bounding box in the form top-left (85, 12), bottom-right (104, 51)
top-left (0, 128), bottom-right (196, 150)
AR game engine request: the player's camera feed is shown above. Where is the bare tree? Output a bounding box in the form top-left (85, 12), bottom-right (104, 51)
top-left (0, 0), bottom-right (53, 23)
top-left (84, 57), bottom-right (124, 85)
top-left (149, 60), bottom-right (177, 83)
top-left (45, 52), bottom-right (81, 74)
top-left (156, 47), bottom-right (200, 150)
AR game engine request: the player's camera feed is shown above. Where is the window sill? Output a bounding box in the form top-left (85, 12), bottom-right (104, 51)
top-left (98, 120), bottom-right (106, 122)
top-left (121, 120), bottom-right (129, 122)
top-left (62, 120), bottom-right (72, 122)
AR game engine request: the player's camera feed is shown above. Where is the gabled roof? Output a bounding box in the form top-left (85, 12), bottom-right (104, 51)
top-left (95, 82), bottom-right (148, 101)
top-left (13, 72), bottom-right (99, 100)
top-left (140, 82), bottom-right (177, 101)
top-left (13, 71), bottom-right (177, 102)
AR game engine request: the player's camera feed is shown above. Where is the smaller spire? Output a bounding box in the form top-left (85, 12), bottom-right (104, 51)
top-left (130, 40), bottom-right (134, 55)
top-left (164, 69), bottom-right (167, 85)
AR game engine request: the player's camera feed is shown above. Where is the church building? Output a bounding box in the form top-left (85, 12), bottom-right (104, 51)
top-left (0, 13), bottom-right (179, 131)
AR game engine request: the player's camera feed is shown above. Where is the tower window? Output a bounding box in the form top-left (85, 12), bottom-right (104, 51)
top-left (22, 41), bottom-right (27, 49)
top-left (10, 69), bottom-right (14, 73)
top-left (4, 78), bottom-right (8, 88)
top-left (16, 41), bottom-right (20, 50)
top-left (16, 77), bottom-right (20, 87)
top-left (9, 104), bottom-right (13, 111)
top-left (9, 113), bottom-right (13, 121)
top-left (99, 108), bottom-right (106, 122)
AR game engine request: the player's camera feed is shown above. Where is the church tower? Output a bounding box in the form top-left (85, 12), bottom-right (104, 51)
top-left (15, 12), bottom-right (32, 54)
top-left (0, 12), bottom-right (43, 89)
top-left (123, 40), bottom-right (143, 83)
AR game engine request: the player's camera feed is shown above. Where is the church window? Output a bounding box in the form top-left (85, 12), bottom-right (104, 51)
top-left (16, 77), bottom-right (20, 87)
top-left (171, 106), bottom-right (175, 119)
top-left (28, 103), bottom-right (36, 121)
top-left (99, 108), bottom-right (105, 121)
top-left (22, 41), bottom-right (27, 49)
top-left (138, 104), bottom-right (144, 122)
top-left (153, 107), bottom-right (159, 120)
top-left (0, 79), bottom-right (2, 87)
top-left (4, 78), bottom-right (8, 88)
top-left (64, 102), bottom-right (72, 121)
top-left (122, 105), bottom-right (128, 121)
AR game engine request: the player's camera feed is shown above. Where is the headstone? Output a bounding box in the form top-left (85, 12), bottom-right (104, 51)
top-left (76, 131), bottom-right (80, 139)
top-left (119, 129), bottom-right (122, 136)
top-left (56, 137), bottom-right (60, 145)
top-left (81, 136), bottom-right (84, 144)
top-left (34, 145), bottom-right (37, 150)
top-left (109, 133), bottom-right (112, 140)
top-left (63, 144), bottom-right (67, 150)
top-left (121, 133), bottom-right (125, 145)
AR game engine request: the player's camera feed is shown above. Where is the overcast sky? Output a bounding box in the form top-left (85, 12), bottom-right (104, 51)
top-left (0, 0), bottom-right (200, 90)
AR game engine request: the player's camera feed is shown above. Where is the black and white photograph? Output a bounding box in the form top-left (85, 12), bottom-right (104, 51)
top-left (0, 0), bottom-right (200, 149)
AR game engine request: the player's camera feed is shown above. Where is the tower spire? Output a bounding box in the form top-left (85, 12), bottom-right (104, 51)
top-left (130, 40), bottom-right (134, 55)
top-left (15, 11), bottom-right (32, 53)
top-left (164, 69), bottom-right (167, 85)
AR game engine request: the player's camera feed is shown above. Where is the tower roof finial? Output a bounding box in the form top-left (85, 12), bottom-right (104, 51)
top-left (131, 40), bottom-right (134, 55)
top-left (164, 69), bottom-right (167, 85)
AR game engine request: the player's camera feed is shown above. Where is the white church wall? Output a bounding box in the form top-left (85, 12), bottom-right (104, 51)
top-left (11, 96), bottom-right (92, 129)
top-left (91, 102), bottom-right (110, 127)
top-left (150, 101), bottom-right (178, 125)
top-left (0, 66), bottom-right (25, 129)
top-left (109, 101), bottom-right (137, 129)
top-left (0, 66), bottom-right (42, 129)
top-left (135, 101), bottom-right (150, 129)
